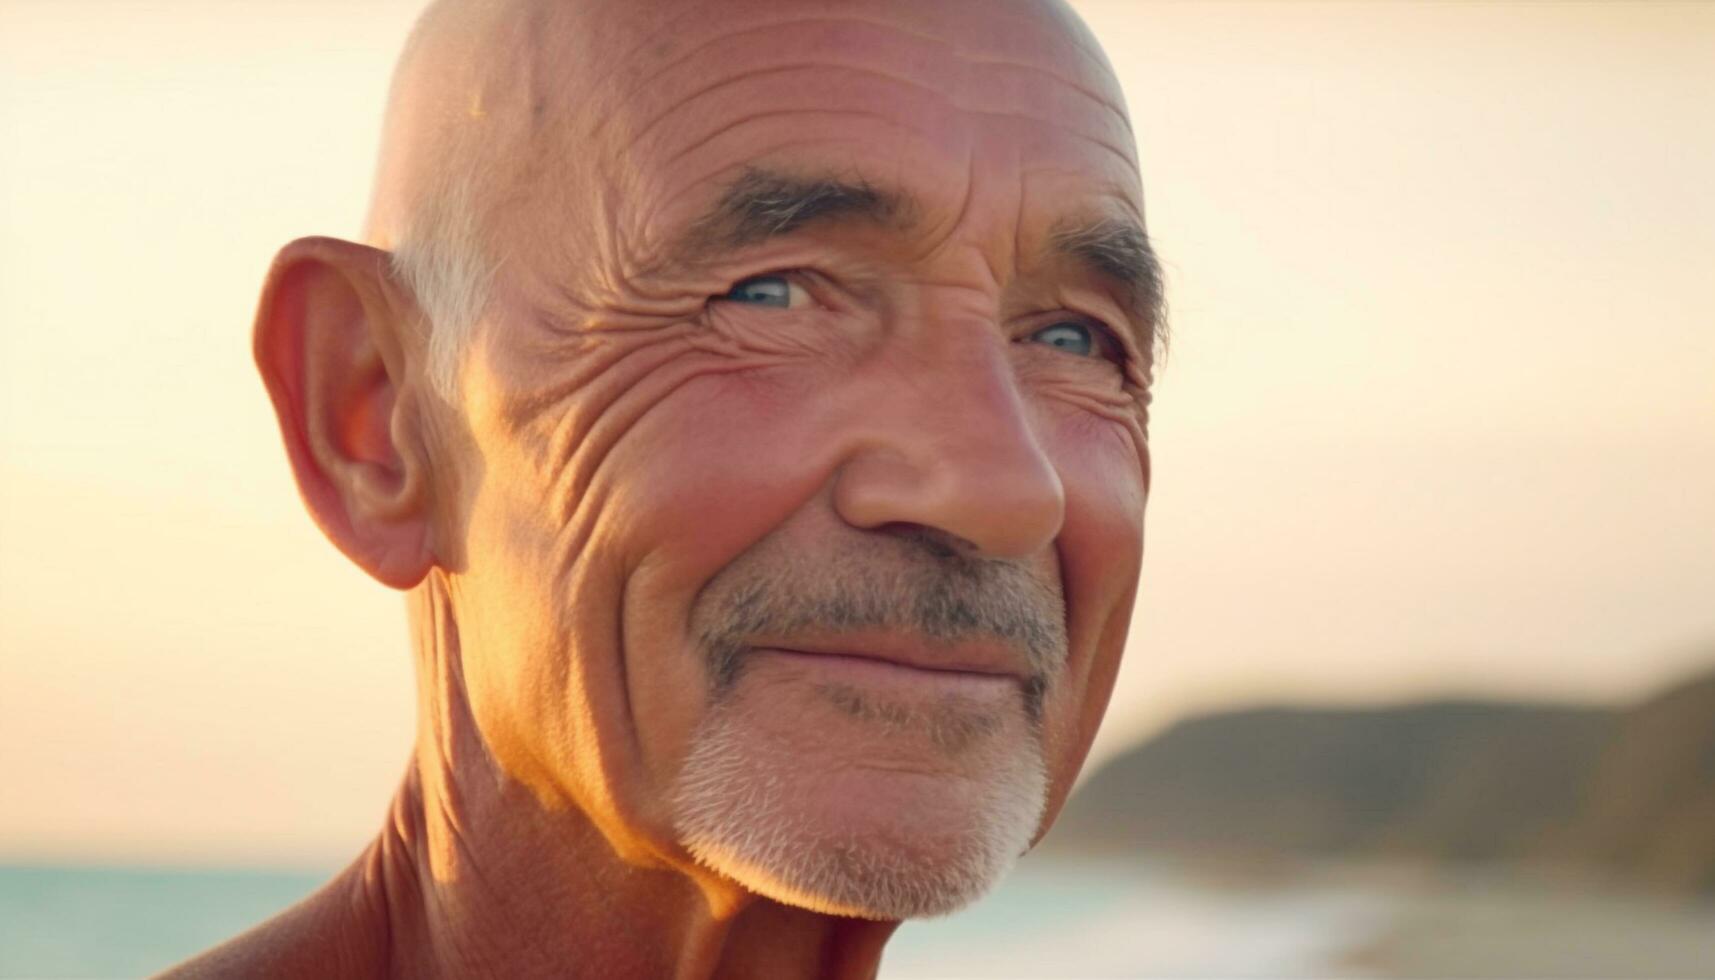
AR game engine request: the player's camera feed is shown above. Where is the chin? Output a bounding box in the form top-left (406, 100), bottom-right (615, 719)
top-left (668, 661), bottom-right (1048, 920)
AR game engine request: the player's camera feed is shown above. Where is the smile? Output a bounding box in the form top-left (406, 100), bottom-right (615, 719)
top-left (751, 647), bottom-right (1028, 700)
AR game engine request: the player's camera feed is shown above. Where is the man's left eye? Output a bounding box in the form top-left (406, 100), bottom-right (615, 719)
top-left (716, 274), bottom-right (807, 309)
top-left (1028, 322), bottom-right (1098, 357)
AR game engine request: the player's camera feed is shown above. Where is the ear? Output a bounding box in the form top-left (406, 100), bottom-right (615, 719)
top-left (254, 236), bottom-right (435, 589)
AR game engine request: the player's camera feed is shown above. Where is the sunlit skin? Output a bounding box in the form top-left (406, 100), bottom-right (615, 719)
top-left (168, 0), bottom-right (1155, 976)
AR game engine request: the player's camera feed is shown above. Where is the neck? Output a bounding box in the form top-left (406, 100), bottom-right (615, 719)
top-left (307, 575), bottom-right (900, 979)
top-left (332, 770), bottom-right (895, 978)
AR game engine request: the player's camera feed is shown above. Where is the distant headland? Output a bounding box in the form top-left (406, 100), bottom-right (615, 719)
top-left (1048, 658), bottom-right (1715, 896)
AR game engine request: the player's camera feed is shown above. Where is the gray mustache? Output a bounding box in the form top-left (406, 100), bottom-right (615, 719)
top-left (695, 541), bottom-right (1068, 710)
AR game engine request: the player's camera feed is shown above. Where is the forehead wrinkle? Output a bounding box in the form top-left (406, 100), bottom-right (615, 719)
top-left (951, 54), bottom-right (1132, 136)
top-left (607, 18), bottom-right (1133, 166)
top-left (632, 11), bottom-right (1132, 135)
top-left (644, 107), bottom-right (1138, 226)
top-left (643, 71), bottom-right (1136, 187)
top-left (859, 0), bottom-right (1125, 113)
top-left (628, 61), bottom-right (946, 155)
top-left (656, 107), bottom-right (929, 175)
top-left (1042, 124), bottom-right (1137, 178)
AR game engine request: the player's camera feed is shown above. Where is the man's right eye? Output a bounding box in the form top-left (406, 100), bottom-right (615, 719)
top-left (716, 274), bottom-right (807, 309)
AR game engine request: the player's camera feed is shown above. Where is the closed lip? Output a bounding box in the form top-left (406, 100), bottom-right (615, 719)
top-left (749, 629), bottom-right (1030, 683)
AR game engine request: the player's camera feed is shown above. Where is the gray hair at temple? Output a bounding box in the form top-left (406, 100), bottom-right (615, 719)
top-left (365, 0), bottom-right (501, 400)
top-left (386, 171), bottom-right (494, 399)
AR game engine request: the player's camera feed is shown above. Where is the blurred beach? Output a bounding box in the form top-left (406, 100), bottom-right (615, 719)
top-left (6, 857), bottom-right (1712, 979)
top-left (905, 858), bottom-right (1715, 978)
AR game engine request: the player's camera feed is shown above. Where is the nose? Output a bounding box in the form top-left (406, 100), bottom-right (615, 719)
top-left (831, 330), bottom-right (1065, 559)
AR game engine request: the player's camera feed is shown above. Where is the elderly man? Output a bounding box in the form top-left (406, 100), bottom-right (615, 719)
top-left (172, 0), bottom-right (1160, 975)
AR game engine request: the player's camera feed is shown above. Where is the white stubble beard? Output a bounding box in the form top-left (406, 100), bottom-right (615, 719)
top-left (669, 692), bottom-right (1048, 920)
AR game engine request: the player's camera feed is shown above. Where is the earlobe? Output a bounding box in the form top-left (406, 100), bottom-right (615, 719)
top-left (254, 236), bottom-right (436, 589)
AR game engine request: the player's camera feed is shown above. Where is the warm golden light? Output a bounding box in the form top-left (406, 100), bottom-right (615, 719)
top-left (1, 0), bottom-right (1710, 877)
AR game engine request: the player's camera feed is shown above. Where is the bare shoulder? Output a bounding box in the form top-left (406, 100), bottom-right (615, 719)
top-left (155, 862), bottom-right (393, 980)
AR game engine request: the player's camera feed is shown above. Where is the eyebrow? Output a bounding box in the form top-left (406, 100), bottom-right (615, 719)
top-left (1050, 214), bottom-right (1167, 358)
top-left (683, 167), bottom-right (911, 252)
top-left (679, 167), bottom-right (1166, 357)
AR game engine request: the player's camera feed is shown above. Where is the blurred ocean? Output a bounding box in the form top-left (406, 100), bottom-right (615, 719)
top-left (0, 864), bottom-right (323, 978)
top-left (4, 857), bottom-right (1713, 978)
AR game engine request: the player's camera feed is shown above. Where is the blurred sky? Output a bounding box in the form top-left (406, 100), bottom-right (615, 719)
top-left (1, 0), bottom-right (1711, 868)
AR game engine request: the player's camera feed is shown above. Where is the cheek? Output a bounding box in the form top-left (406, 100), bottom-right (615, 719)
top-left (603, 366), bottom-right (836, 581)
top-left (1038, 410), bottom-right (1148, 813)
top-left (452, 481), bottom-right (619, 812)
top-left (602, 367), bottom-right (842, 794)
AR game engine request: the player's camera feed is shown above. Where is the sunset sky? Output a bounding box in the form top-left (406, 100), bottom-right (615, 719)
top-left (2, 1), bottom-right (1711, 868)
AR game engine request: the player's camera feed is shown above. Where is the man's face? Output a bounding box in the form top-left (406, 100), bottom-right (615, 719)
top-left (435, 0), bottom-right (1152, 918)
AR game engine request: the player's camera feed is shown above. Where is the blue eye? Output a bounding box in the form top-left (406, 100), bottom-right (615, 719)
top-left (720, 275), bottom-right (791, 307)
top-left (1030, 322), bottom-right (1096, 357)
